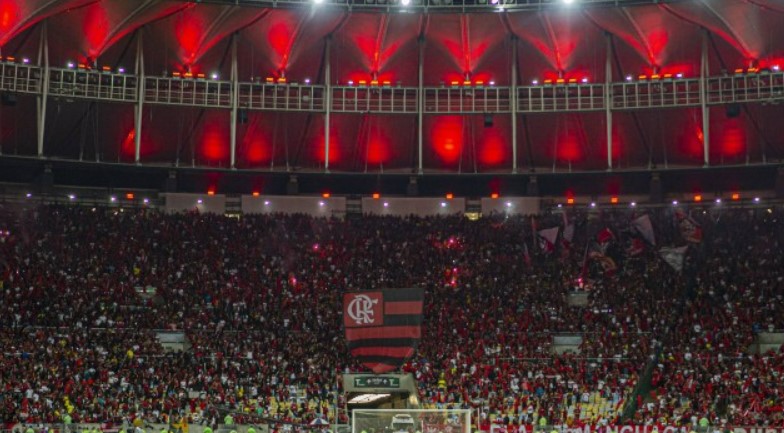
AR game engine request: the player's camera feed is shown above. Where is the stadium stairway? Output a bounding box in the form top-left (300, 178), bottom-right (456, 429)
top-left (567, 392), bottom-right (624, 423)
top-left (748, 332), bottom-right (784, 354)
top-left (156, 331), bottom-right (190, 352)
top-left (552, 334), bottom-right (583, 354)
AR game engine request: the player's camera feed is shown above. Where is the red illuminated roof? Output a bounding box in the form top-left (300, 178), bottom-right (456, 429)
top-left (0, 0), bottom-right (781, 173)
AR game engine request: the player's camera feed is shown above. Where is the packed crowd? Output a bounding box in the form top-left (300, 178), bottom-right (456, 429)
top-left (0, 204), bottom-right (782, 429)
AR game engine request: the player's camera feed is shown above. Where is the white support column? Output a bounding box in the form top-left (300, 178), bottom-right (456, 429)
top-left (229, 34), bottom-right (238, 169)
top-left (324, 37), bottom-right (332, 173)
top-left (417, 36), bottom-right (425, 175)
top-left (700, 30), bottom-right (710, 167)
top-left (605, 33), bottom-right (613, 171)
top-left (134, 31), bottom-right (145, 164)
top-left (510, 36), bottom-right (518, 174)
top-left (36, 21), bottom-right (49, 158)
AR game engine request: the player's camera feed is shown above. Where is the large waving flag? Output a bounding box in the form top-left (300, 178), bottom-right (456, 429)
top-left (632, 215), bottom-right (656, 246)
top-left (660, 246), bottom-right (689, 272)
top-left (344, 288), bottom-right (424, 374)
top-left (675, 211), bottom-right (703, 243)
top-left (538, 227), bottom-right (560, 253)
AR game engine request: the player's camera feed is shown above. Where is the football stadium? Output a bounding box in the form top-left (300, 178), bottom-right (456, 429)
top-left (0, 0), bottom-right (783, 433)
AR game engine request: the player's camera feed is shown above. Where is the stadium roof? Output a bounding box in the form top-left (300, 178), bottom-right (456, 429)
top-left (0, 0), bottom-right (782, 177)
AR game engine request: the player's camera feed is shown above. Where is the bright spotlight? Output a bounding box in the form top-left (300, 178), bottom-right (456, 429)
top-left (211, 73), bottom-right (219, 80)
top-left (314, 0), bottom-right (324, 4)
top-left (401, 0), bottom-right (411, 5)
top-left (562, 0), bottom-right (574, 4)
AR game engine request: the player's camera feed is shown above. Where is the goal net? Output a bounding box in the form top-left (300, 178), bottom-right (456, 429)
top-left (352, 409), bottom-right (472, 433)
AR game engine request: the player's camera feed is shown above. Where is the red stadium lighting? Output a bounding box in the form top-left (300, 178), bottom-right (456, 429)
top-left (372, 193), bottom-right (380, 199)
top-left (266, 77), bottom-right (275, 83)
top-left (567, 197), bottom-right (575, 205)
top-left (491, 193), bottom-right (499, 199)
top-left (445, 193), bottom-right (454, 200)
top-left (732, 193), bottom-right (740, 200)
top-left (207, 189), bottom-right (215, 196)
top-left (125, 193), bottom-right (134, 200)
top-left (610, 196), bottom-right (619, 204)
top-left (694, 194), bottom-right (702, 202)
top-left (252, 191), bottom-right (260, 197)
top-left (322, 192), bottom-right (331, 198)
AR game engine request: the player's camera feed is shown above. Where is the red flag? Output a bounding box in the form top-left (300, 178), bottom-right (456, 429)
top-left (344, 289), bottom-right (424, 373)
top-left (626, 238), bottom-right (645, 257)
top-left (675, 211), bottom-right (702, 243)
top-left (596, 228), bottom-right (615, 244)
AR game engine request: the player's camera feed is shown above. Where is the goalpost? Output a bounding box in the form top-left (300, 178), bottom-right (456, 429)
top-left (351, 409), bottom-right (472, 433)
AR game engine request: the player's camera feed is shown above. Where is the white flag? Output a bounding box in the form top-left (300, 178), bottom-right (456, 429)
top-left (659, 246), bottom-right (688, 272)
top-left (538, 227), bottom-right (560, 253)
top-left (632, 215), bottom-right (656, 246)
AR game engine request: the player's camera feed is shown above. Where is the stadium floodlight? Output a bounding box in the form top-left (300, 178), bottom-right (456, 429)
top-left (402, 0), bottom-right (411, 5)
top-left (211, 73), bottom-right (219, 80)
top-left (314, 0), bottom-right (324, 4)
top-left (562, 0), bottom-right (575, 4)
top-left (25, 193), bottom-right (32, 198)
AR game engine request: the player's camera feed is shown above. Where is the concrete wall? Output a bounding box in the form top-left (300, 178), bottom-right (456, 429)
top-left (242, 196), bottom-right (347, 218)
top-left (361, 197), bottom-right (466, 217)
top-left (164, 193), bottom-right (226, 214)
top-left (480, 197), bottom-right (540, 215)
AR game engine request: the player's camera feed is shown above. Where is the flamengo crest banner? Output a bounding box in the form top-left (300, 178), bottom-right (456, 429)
top-left (343, 288), bottom-right (424, 374)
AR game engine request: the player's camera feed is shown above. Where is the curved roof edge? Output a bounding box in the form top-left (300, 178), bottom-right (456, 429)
top-left (186, 0), bottom-right (686, 14)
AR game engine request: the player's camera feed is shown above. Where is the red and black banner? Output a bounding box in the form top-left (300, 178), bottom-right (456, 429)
top-left (343, 288), bottom-right (424, 374)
